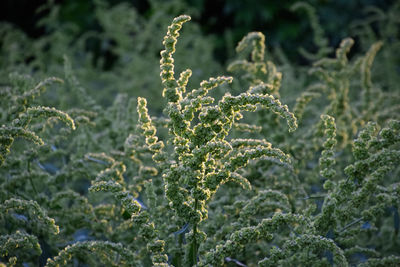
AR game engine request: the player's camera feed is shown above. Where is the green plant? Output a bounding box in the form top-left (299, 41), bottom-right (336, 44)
top-left (1, 2), bottom-right (399, 266)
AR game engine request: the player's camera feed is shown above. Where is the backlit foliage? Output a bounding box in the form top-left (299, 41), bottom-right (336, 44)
top-left (0, 1), bottom-right (399, 266)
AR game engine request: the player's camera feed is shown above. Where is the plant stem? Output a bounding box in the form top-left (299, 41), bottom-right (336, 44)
top-left (340, 218), bottom-right (363, 232)
top-left (27, 160), bottom-right (38, 195)
top-left (192, 198), bottom-right (198, 266)
top-left (177, 233), bottom-right (183, 267)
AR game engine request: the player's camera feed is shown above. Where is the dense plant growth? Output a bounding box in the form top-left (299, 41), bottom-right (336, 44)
top-left (1, 1), bottom-right (399, 266)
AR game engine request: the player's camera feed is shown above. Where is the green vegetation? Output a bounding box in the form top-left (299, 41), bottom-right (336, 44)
top-left (0, 1), bottom-right (399, 266)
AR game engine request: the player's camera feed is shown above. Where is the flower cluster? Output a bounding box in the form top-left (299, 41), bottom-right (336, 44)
top-left (0, 3), bottom-right (399, 266)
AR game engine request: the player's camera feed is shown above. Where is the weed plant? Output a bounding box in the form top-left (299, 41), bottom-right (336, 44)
top-left (0, 1), bottom-right (399, 266)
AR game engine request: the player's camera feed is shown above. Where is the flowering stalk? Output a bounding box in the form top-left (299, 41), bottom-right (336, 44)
top-left (137, 15), bottom-right (297, 266)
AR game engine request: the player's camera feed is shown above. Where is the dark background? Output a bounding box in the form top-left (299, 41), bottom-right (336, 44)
top-left (0, 0), bottom-right (396, 63)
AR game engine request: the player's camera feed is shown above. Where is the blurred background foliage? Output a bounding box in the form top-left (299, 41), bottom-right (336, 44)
top-left (0, 0), bottom-right (398, 109)
top-left (1, 0), bottom-right (397, 63)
